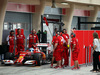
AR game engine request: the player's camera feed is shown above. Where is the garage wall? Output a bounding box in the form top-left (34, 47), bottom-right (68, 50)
top-left (3, 11), bottom-right (32, 44)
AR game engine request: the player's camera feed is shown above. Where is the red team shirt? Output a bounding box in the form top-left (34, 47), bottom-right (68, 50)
top-left (70, 37), bottom-right (80, 52)
top-left (54, 36), bottom-right (65, 61)
top-left (70, 37), bottom-right (80, 61)
top-left (27, 34), bottom-right (39, 48)
top-left (16, 34), bottom-right (25, 44)
top-left (62, 34), bottom-right (68, 44)
top-left (7, 35), bottom-right (15, 53)
top-left (55, 36), bottom-right (65, 51)
top-left (65, 34), bottom-right (69, 39)
top-left (28, 34), bottom-right (39, 43)
top-left (52, 35), bottom-right (57, 44)
top-left (7, 35), bottom-right (15, 45)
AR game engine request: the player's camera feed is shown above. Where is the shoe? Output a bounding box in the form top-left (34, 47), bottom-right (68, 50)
top-left (98, 69), bottom-right (100, 72)
top-left (77, 66), bottom-right (80, 69)
top-left (71, 67), bottom-right (77, 70)
top-left (90, 69), bottom-right (98, 73)
top-left (54, 66), bottom-right (59, 69)
top-left (55, 66), bottom-right (62, 69)
top-left (50, 64), bottom-right (53, 68)
top-left (90, 69), bottom-right (94, 72)
top-left (92, 70), bottom-right (98, 73)
top-left (61, 65), bottom-right (65, 68)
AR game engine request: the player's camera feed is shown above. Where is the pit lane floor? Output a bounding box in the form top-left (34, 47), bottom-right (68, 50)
top-left (0, 63), bottom-right (99, 75)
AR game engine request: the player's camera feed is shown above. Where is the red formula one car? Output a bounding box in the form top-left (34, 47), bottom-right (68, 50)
top-left (2, 43), bottom-right (48, 66)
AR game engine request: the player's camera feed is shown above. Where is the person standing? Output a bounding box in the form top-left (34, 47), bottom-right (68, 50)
top-left (27, 29), bottom-right (39, 48)
top-left (53, 28), bottom-right (57, 36)
top-left (62, 29), bottom-right (70, 67)
top-left (6, 30), bottom-right (15, 53)
top-left (70, 33), bottom-right (80, 70)
top-left (15, 29), bottom-right (25, 53)
top-left (61, 32), bottom-right (69, 67)
top-left (53, 32), bottom-right (65, 69)
top-left (63, 29), bottom-right (69, 39)
top-left (50, 34), bottom-right (57, 68)
top-left (90, 32), bottom-right (100, 72)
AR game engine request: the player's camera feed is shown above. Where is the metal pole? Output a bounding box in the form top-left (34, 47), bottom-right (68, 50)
top-left (88, 46), bottom-right (89, 65)
top-left (90, 46), bottom-right (93, 65)
top-left (78, 17), bottom-right (81, 30)
top-left (86, 46), bottom-right (87, 66)
top-left (41, 15), bottom-right (43, 33)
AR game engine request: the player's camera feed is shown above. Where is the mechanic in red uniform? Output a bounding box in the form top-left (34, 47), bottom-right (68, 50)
top-left (63, 29), bottom-right (70, 67)
top-left (61, 32), bottom-right (69, 67)
top-left (70, 33), bottom-right (80, 70)
top-left (6, 30), bottom-right (15, 53)
top-left (50, 34), bottom-right (57, 68)
top-left (53, 32), bottom-right (65, 69)
top-left (15, 29), bottom-right (25, 53)
top-left (63, 29), bottom-right (69, 39)
top-left (27, 29), bottom-right (39, 48)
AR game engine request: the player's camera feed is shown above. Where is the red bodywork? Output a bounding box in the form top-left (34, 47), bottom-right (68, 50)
top-left (14, 47), bottom-right (46, 65)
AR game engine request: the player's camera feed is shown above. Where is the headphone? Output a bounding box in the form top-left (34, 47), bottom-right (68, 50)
top-left (71, 33), bottom-right (76, 37)
top-left (56, 34), bottom-right (58, 37)
top-left (65, 31), bottom-right (67, 33)
top-left (60, 32), bottom-right (62, 36)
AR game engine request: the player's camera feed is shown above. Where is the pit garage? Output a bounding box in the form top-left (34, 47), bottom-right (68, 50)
top-left (0, 0), bottom-right (100, 75)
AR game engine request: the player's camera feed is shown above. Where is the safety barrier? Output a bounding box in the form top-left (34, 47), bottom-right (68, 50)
top-left (70, 30), bottom-right (100, 66)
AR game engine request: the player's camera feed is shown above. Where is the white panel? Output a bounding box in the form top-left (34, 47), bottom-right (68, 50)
top-left (43, 23), bottom-right (53, 51)
top-left (43, 23), bottom-right (53, 44)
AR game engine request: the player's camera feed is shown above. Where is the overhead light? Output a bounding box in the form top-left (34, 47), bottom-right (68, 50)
top-left (88, 5), bottom-right (94, 7)
top-left (61, 2), bottom-right (69, 5)
top-left (51, 0), bottom-right (56, 8)
top-left (46, 15), bottom-right (49, 18)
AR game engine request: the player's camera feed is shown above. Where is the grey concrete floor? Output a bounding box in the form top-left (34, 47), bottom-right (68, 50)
top-left (0, 64), bottom-right (100, 75)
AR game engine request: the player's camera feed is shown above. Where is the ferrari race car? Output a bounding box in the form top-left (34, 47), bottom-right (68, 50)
top-left (1, 43), bottom-right (51, 66)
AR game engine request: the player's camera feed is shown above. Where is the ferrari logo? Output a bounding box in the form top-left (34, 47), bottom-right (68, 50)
top-left (19, 56), bottom-right (23, 59)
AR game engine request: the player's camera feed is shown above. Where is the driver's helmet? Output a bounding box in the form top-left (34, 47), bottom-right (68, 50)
top-left (29, 48), bottom-right (34, 52)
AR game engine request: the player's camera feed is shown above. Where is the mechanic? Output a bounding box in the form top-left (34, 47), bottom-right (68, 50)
top-left (61, 32), bottom-right (69, 67)
top-left (70, 33), bottom-right (80, 70)
top-left (6, 30), bottom-right (15, 53)
top-left (63, 29), bottom-right (69, 39)
top-left (15, 29), bottom-right (25, 53)
top-left (27, 29), bottom-right (39, 48)
top-left (50, 34), bottom-right (57, 68)
top-left (53, 31), bottom-right (65, 69)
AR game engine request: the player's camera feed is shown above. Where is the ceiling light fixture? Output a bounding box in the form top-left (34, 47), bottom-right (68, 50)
top-left (61, 2), bottom-right (69, 5)
top-left (88, 5), bottom-right (94, 7)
